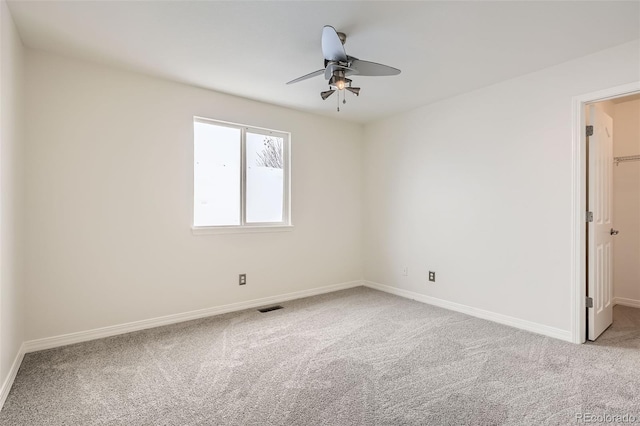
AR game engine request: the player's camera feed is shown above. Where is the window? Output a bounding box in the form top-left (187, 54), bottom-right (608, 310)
top-left (193, 117), bottom-right (290, 231)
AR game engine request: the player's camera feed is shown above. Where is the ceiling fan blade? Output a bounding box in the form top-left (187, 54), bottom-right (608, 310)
top-left (344, 68), bottom-right (358, 77)
top-left (322, 26), bottom-right (347, 62)
top-left (350, 59), bottom-right (401, 76)
top-left (320, 89), bottom-right (336, 100)
top-left (324, 63), bottom-right (359, 80)
top-left (286, 69), bottom-right (325, 85)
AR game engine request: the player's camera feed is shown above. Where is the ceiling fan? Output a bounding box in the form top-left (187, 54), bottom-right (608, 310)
top-left (286, 25), bottom-right (401, 110)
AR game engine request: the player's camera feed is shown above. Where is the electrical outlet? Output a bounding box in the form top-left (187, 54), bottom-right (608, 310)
top-left (428, 271), bottom-right (436, 282)
top-left (239, 274), bottom-right (246, 285)
top-left (402, 266), bottom-right (408, 276)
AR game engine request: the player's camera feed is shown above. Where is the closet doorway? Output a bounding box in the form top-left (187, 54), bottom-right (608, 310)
top-left (586, 94), bottom-right (640, 341)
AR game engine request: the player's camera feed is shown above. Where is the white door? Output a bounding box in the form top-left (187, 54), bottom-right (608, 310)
top-left (587, 104), bottom-right (615, 341)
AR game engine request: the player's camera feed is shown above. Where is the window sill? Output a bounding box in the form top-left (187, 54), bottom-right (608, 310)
top-left (191, 225), bottom-right (294, 235)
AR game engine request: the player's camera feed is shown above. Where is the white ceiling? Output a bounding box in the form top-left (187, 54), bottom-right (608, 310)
top-left (8, 1), bottom-right (640, 123)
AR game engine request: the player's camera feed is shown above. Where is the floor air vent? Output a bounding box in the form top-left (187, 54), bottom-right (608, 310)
top-left (258, 305), bottom-right (284, 313)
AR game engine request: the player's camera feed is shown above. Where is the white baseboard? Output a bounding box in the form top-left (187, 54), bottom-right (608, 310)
top-left (23, 280), bottom-right (363, 354)
top-left (363, 281), bottom-right (573, 342)
top-left (613, 297), bottom-right (640, 309)
top-left (0, 343), bottom-right (25, 410)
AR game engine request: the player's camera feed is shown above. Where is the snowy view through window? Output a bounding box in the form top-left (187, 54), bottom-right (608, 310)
top-left (194, 120), bottom-right (286, 227)
top-left (246, 132), bottom-right (284, 223)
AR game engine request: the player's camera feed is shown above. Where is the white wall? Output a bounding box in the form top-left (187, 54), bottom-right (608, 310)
top-left (613, 98), bottom-right (640, 306)
top-left (24, 51), bottom-right (363, 341)
top-left (363, 40), bottom-right (639, 334)
top-left (0, 0), bottom-right (24, 387)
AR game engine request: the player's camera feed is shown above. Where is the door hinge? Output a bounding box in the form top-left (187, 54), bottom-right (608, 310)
top-left (586, 297), bottom-right (593, 308)
top-left (586, 211), bottom-right (593, 222)
top-left (586, 125), bottom-right (594, 137)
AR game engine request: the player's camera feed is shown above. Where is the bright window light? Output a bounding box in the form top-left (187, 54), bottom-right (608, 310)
top-left (193, 118), bottom-right (290, 229)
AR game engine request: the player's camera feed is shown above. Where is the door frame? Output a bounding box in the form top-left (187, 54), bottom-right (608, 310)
top-left (571, 81), bottom-right (640, 344)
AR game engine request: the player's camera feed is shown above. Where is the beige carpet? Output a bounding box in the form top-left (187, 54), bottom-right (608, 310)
top-left (0, 287), bottom-right (639, 425)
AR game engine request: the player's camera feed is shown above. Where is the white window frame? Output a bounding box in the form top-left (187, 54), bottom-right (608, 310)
top-left (192, 117), bottom-right (292, 235)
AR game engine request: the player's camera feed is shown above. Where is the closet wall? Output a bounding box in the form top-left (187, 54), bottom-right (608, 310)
top-left (613, 97), bottom-right (640, 307)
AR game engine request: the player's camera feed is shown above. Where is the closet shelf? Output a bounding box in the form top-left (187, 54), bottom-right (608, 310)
top-left (614, 155), bottom-right (640, 165)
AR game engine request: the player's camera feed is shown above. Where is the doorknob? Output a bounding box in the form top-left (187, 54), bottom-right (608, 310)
top-left (610, 228), bottom-right (619, 236)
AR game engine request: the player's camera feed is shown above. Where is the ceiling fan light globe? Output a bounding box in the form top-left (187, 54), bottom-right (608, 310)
top-left (320, 90), bottom-right (335, 100)
top-left (346, 87), bottom-right (360, 96)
